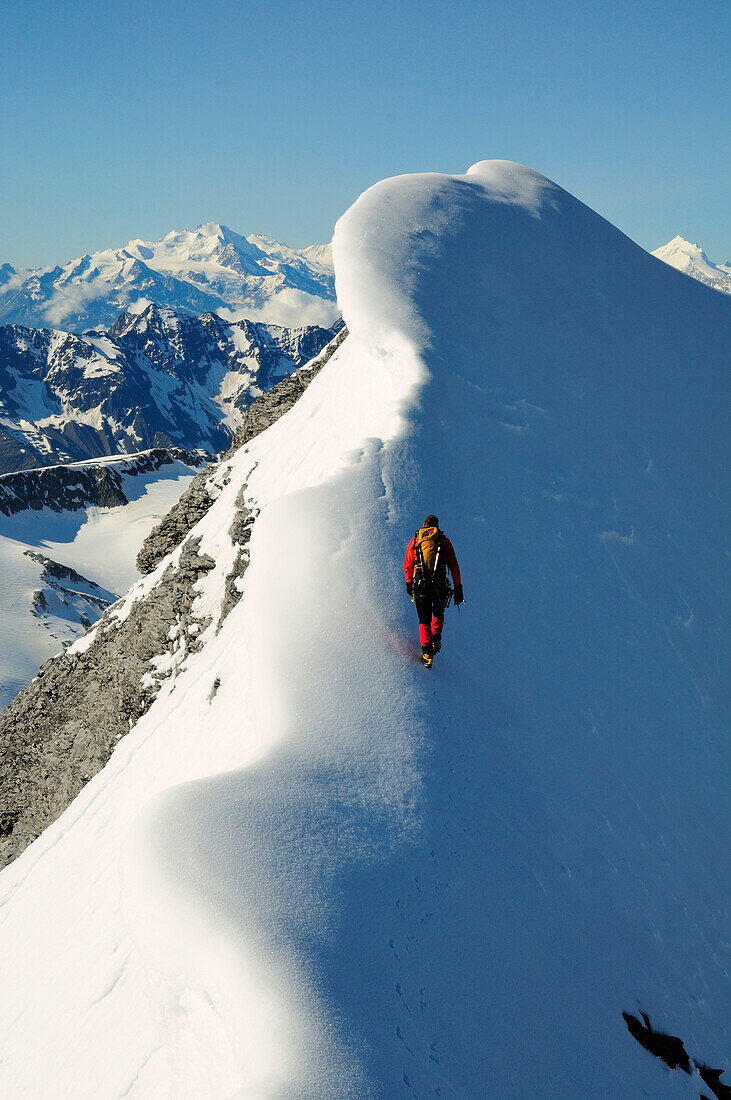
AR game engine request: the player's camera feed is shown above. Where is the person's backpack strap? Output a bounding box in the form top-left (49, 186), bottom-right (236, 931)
top-left (433, 535), bottom-right (442, 578)
top-left (413, 529), bottom-right (427, 588)
top-left (435, 531), bottom-right (454, 604)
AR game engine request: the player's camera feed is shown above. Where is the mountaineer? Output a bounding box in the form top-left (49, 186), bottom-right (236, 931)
top-left (404, 515), bottom-right (464, 667)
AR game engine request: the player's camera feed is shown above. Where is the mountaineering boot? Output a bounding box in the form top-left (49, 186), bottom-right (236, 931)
top-left (421, 651), bottom-right (433, 669)
top-left (431, 638), bottom-right (441, 654)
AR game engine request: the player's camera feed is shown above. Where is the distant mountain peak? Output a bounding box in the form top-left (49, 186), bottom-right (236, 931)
top-left (652, 236), bottom-right (731, 294)
top-left (0, 225), bottom-right (338, 332)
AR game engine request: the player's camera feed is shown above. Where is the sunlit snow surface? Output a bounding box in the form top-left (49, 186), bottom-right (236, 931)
top-left (0, 162), bottom-right (729, 1098)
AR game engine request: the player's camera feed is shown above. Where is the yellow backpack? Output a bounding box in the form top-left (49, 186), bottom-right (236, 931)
top-left (413, 525), bottom-right (448, 592)
top-left (417, 525), bottom-right (442, 572)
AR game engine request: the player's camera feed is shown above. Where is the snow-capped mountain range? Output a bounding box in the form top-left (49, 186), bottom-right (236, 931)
top-left (0, 223), bottom-right (338, 333)
top-left (652, 235), bottom-right (731, 294)
top-left (0, 305), bottom-right (337, 473)
top-left (0, 162), bottom-right (728, 1097)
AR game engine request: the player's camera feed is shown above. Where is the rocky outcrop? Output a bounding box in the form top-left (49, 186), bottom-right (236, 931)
top-left (135, 461), bottom-right (230, 575)
top-left (0, 447), bottom-right (210, 516)
top-left (622, 1011), bottom-right (730, 1098)
top-left (219, 490), bottom-right (258, 627)
top-left (136, 325), bottom-right (348, 574)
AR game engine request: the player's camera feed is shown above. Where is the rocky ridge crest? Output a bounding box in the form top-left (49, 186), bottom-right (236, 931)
top-left (136, 325), bottom-right (348, 574)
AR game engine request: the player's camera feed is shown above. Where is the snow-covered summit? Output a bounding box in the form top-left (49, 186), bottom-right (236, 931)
top-left (0, 224), bottom-right (337, 332)
top-left (126, 223), bottom-right (270, 277)
top-left (652, 234), bottom-right (731, 294)
top-left (0, 161), bottom-right (728, 1098)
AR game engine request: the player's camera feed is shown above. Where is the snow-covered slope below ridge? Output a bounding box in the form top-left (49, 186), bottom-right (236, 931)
top-left (652, 236), bottom-right (731, 294)
top-left (0, 223), bottom-right (338, 332)
top-left (0, 162), bottom-right (728, 1098)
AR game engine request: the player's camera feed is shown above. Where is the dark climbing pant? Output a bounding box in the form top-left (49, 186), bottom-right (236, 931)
top-left (414, 589), bottom-right (446, 650)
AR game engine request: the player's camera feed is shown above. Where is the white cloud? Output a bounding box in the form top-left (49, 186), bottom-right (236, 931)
top-left (217, 288), bottom-right (340, 330)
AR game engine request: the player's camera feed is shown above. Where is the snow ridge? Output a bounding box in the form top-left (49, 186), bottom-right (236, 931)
top-left (0, 162), bottom-right (728, 1099)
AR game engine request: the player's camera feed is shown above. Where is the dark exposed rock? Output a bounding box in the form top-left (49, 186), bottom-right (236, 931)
top-left (622, 1011), bottom-right (691, 1073)
top-left (219, 489), bottom-right (258, 628)
top-left (31, 590), bottom-right (49, 613)
top-left (697, 1065), bottom-right (731, 1100)
top-left (623, 1011), bottom-right (730, 1098)
top-left (1, 463), bottom-right (127, 515)
top-left (135, 464), bottom-right (225, 575)
top-left (25, 551), bottom-right (109, 590)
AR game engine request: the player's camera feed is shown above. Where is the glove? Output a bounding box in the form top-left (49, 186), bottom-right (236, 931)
top-left (406, 582), bottom-right (413, 598)
top-left (454, 584), bottom-right (464, 605)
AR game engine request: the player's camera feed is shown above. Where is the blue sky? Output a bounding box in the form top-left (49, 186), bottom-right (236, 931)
top-left (1, 0), bottom-right (729, 267)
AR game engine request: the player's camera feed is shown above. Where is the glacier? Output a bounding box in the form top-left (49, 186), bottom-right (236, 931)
top-left (0, 161), bottom-right (728, 1098)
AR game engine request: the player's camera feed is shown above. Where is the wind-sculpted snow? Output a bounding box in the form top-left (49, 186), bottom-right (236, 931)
top-left (0, 162), bottom-right (728, 1098)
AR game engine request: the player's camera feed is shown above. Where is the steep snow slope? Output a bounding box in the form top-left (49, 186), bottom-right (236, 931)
top-left (0, 163), bottom-right (728, 1099)
top-left (652, 236), bottom-right (731, 294)
top-left (0, 223), bottom-right (337, 332)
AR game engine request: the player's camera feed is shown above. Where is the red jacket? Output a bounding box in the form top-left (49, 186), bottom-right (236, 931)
top-left (404, 530), bottom-right (461, 587)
